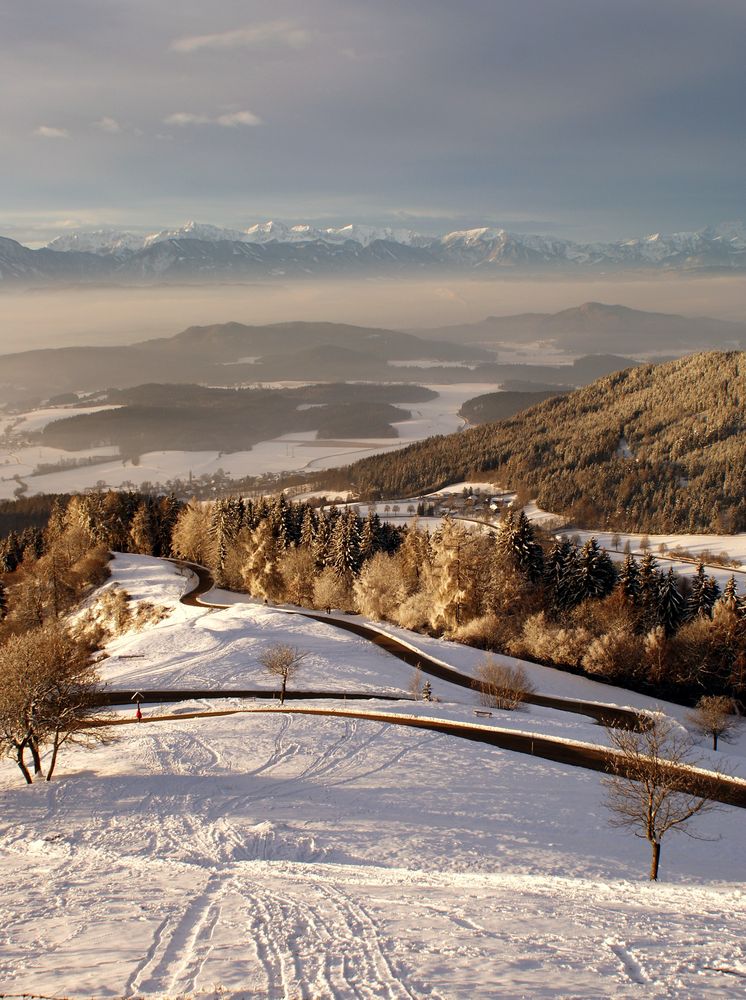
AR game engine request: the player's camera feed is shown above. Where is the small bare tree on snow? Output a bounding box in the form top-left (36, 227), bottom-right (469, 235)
top-left (257, 643), bottom-right (308, 705)
top-left (687, 695), bottom-right (740, 751)
top-left (0, 623), bottom-right (110, 784)
top-left (475, 655), bottom-right (535, 710)
top-left (603, 715), bottom-right (717, 881)
top-left (409, 665), bottom-right (424, 700)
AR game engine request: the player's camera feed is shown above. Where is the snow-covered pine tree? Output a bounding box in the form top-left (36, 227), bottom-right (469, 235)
top-left (328, 508), bottom-right (361, 580)
top-left (617, 553), bottom-right (641, 604)
top-left (427, 518), bottom-right (485, 631)
top-left (267, 494), bottom-right (290, 550)
top-left (359, 510), bottom-right (382, 563)
top-left (657, 568), bottom-right (686, 636)
top-left (576, 538), bottom-right (617, 603)
top-left (300, 507), bottom-right (317, 551)
top-left (638, 552), bottom-right (663, 626)
top-left (686, 562), bottom-right (719, 620)
top-left (154, 493), bottom-right (181, 557)
top-left (129, 501), bottom-right (156, 555)
top-left (496, 510), bottom-right (544, 582)
top-left (242, 518), bottom-right (284, 601)
top-left (545, 538), bottom-right (580, 614)
top-left (311, 514), bottom-right (331, 570)
top-left (720, 575), bottom-right (739, 612)
top-left (210, 498), bottom-right (243, 585)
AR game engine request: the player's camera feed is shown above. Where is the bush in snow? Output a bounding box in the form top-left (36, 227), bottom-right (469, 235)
top-left (475, 655), bottom-right (535, 711)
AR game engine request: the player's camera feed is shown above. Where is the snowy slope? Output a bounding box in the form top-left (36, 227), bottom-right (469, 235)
top-left (1, 554), bottom-right (745, 999)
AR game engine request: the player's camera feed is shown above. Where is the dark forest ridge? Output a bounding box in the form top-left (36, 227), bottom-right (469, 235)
top-left (35, 382), bottom-right (436, 458)
top-left (314, 351), bottom-right (746, 534)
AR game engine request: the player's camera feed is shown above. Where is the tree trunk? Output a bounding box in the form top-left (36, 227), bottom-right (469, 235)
top-left (280, 676), bottom-right (287, 705)
top-left (29, 738), bottom-right (44, 778)
top-left (46, 731), bottom-right (62, 782)
top-left (649, 840), bottom-right (661, 881)
top-left (713, 733), bottom-right (718, 751)
top-left (15, 744), bottom-right (33, 784)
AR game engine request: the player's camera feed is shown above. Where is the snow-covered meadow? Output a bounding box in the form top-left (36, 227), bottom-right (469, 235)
top-left (1, 554), bottom-right (745, 999)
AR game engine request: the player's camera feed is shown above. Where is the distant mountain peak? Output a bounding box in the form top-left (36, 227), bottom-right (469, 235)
top-left (3, 219), bottom-right (744, 285)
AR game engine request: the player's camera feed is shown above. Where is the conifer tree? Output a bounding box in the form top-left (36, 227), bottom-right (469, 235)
top-left (657, 568), bottom-right (685, 636)
top-left (242, 519), bottom-right (284, 601)
top-left (618, 553), bottom-right (641, 604)
top-left (686, 563), bottom-right (720, 620)
top-left (359, 510), bottom-right (382, 562)
top-left (328, 508), bottom-right (361, 581)
top-left (311, 515), bottom-right (331, 570)
top-left (576, 538), bottom-right (617, 602)
top-left (300, 508), bottom-right (317, 550)
top-left (129, 501), bottom-right (156, 555)
top-left (155, 493), bottom-right (181, 557)
top-left (720, 576), bottom-right (739, 612)
top-left (638, 552), bottom-right (662, 627)
top-left (545, 539), bottom-right (580, 614)
top-left (496, 510), bottom-right (544, 582)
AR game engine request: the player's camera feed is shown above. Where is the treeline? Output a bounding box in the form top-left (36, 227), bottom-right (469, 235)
top-left (170, 500), bottom-right (744, 705)
top-left (0, 494), bottom-right (70, 540)
top-left (3, 491), bottom-right (745, 716)
top-left (313, 352), bottom-right (746, 534)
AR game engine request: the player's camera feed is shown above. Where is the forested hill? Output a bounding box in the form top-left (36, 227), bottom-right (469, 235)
top-left (315, 352), bottom-right (746, 533)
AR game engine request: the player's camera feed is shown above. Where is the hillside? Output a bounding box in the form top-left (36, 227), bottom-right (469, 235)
top-left (2, 554), bottom-right (744, 997)
top-left (315, 352), bottom-right (746, 533)
top-left (0, 321), bottom-right (488, 407)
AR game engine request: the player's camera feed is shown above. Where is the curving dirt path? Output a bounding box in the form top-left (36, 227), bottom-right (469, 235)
top-left (151, 559), bottom-right (746, 808)
top-left (176, 559), bottom-right (646, 730)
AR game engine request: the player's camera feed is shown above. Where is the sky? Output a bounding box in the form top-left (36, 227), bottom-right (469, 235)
top-left (2, 0), bottom-right (746, 245)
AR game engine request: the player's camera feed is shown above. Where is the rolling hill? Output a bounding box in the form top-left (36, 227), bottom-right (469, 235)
top-left (420, 301), bottom-right (746, 354)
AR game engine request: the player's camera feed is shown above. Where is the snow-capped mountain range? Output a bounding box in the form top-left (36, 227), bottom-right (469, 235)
top-left (46, 220), bottom-right (428, 253)
top-left (1, 220), bottom-right (745, 284)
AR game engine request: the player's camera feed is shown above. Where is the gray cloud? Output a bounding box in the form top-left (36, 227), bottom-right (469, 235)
top-left (164, 110), bottom-right (262, 127)
top-left (171, 19), bottom-right (313, 53)
top-left (34, 125), bottom-right (70, 139)
top-left (2, 0), bottom-right (746, 242)
top-left (94, 116), bottom-right (122, 133)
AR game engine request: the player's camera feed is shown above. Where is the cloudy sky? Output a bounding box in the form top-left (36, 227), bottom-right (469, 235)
top-left (3, 0), bottom-right (745, 244)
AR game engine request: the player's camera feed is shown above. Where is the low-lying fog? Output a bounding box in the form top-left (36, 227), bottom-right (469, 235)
top-left (2, 275), bottom-right (746, 353)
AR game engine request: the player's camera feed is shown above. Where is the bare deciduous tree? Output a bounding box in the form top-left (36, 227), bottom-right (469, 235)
top-left (687, 695), bottom-right (740, 751)
top-left (257, 643), bottom-right (308, 704)
top-left (603, 715), bottom-right (717, 881)
top-left (475, 655), bottom-right (535, 710)
top-left (0, 623), bottom-right (110, 783)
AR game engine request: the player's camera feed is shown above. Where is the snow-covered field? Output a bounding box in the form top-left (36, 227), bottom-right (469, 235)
top-left (2, 554), bottom-right (745, 999)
